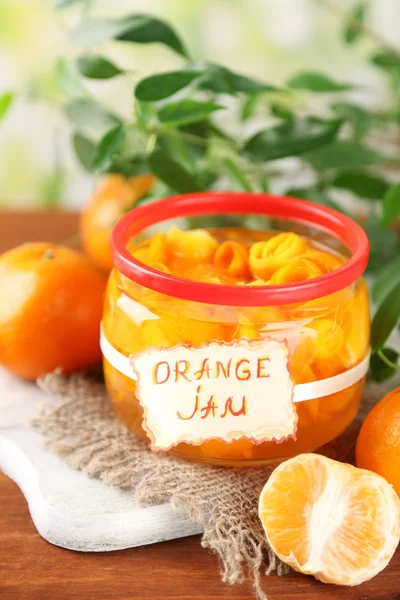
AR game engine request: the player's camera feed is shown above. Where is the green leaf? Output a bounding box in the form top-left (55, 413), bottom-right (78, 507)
top-left (66, 99), bottom-right (121, 131)
top-left (381, 184), bottom-right (400, 228)
top-left (177, 121), bottom-right (212, 161)
top-left (259, 174), bottom-right (270, 193)
top-left (135, 100), bottom-right (158, 128)
top-left (366, 208), bottom-right (398, 272)
top-left (116, 14), bottom-right (188, 58)
top-left (332, 170), bottom-right (390, 199)
top-left (270, 102), bottom-right (294, 121)
top-left (372, 257), bottom-right (400, 306)
top-left (371, 53), bottom-right (400, 92)
top-left (71, 14), bottom-right (188, 57)
top-left (106, 156), bottom-right (149, 177)
top-left (0, 92), bottom-right (14, 121)
top-left (209, 123), bottom-right (235, 143)
top-left (370, 51), bottom-right (400, 71)
top-left (371, 280), bottom-right (400, 349)
top-left (343, 1), bottom-right (368, 44)
top-left (135, 71), bottom-right (203, 102)
top-left (198, 170), bottom-right (219, 190)
top-left (123, 123), bottom-right (152, 157)
top-left (72, 133), bottom-right (95, 171)
top-left (200, 63), bottom-right (275, 95)
top-left (158, 99), bottom-right (223, 126)
top-left (149, 147), bottom-right (201, 193)
top-left (369, 348), bottom-right (398, 382)
top-left (54, 58), bottom-right (86, 99)
top-left (76, 55), bottom-right (123, 79)
top-left (223, 158), bottom-right (253, 192)
top-left (92, 125), bottom-right (125, 171)
top-left (241, 95), bottom-right (259, 121)
top-left (287, 71), bottom-right (351, 92)
top-left (156, 133), bottom-right (195, 172)
top-left (304, 140), bottom-right (381, 171)
top-left (99, 123), bottom-right (148, 177)
top-left (242, 118), bottom-right (342, 163)
top-left (332, 102), bottom-right (373, 138)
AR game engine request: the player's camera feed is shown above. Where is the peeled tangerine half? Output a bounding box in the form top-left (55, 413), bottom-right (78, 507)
top-left (259, 454), bottom-right (400, 586)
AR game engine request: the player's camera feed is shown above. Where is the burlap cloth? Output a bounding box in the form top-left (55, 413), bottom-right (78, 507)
top-left (33, 370), bottom-right (398, 600)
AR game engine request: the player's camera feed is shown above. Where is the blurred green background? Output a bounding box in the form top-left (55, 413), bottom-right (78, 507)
top-left (0, 0), bottom-right (398, 209)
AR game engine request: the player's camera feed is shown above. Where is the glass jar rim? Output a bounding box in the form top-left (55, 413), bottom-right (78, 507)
top-left (111, 192), bottom-right (369, 306)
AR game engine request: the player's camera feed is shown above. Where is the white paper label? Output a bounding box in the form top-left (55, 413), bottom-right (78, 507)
top-left (129, 338), bottom-right (297, 452)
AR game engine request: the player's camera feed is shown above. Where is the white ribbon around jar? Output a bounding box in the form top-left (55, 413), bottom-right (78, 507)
top-left (100, 326), bottom-right (371, 403)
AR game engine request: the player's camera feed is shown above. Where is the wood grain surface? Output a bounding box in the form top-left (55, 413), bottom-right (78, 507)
top-left (0, 209), bottom-right (399, 600)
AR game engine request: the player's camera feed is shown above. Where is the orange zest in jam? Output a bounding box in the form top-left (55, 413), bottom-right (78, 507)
top-left (103, 226), bottom-right (369, 465)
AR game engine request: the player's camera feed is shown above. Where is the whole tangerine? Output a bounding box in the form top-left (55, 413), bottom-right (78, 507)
top-left (356, 387), bottom-right (400, 496)
top-left (0, 242), bottom-right (107, 380)
top-left (80, 173), bottom-right (154, 272)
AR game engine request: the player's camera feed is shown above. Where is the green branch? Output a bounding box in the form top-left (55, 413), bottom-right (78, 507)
top-left (316, 0), bottom-right (400, 60)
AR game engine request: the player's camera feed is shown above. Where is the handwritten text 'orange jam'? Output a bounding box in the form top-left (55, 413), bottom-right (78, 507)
top-left (152, 355), bottom-right (271, 384)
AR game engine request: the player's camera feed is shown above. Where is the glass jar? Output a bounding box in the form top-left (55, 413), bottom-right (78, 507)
top-left (101, 192), bottom-right (370, 466)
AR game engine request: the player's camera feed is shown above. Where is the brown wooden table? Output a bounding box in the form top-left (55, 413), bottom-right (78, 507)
top-left (0, 210), bottom-right (399, 600)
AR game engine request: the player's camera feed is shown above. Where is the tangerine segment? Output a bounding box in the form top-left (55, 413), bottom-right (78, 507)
top-left (259, 454), bottom-right (400, 586)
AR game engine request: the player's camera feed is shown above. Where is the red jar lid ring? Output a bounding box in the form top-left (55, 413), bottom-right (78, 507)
top-left (111, 192), bottom-right (369, 306)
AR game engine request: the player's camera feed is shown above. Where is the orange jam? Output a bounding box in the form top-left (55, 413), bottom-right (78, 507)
top-left (102, 193), bottom-right (370, 465)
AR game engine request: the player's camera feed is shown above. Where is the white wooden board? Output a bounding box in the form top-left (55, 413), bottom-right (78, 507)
top-left (0, 369), bottom-right (202, 552)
